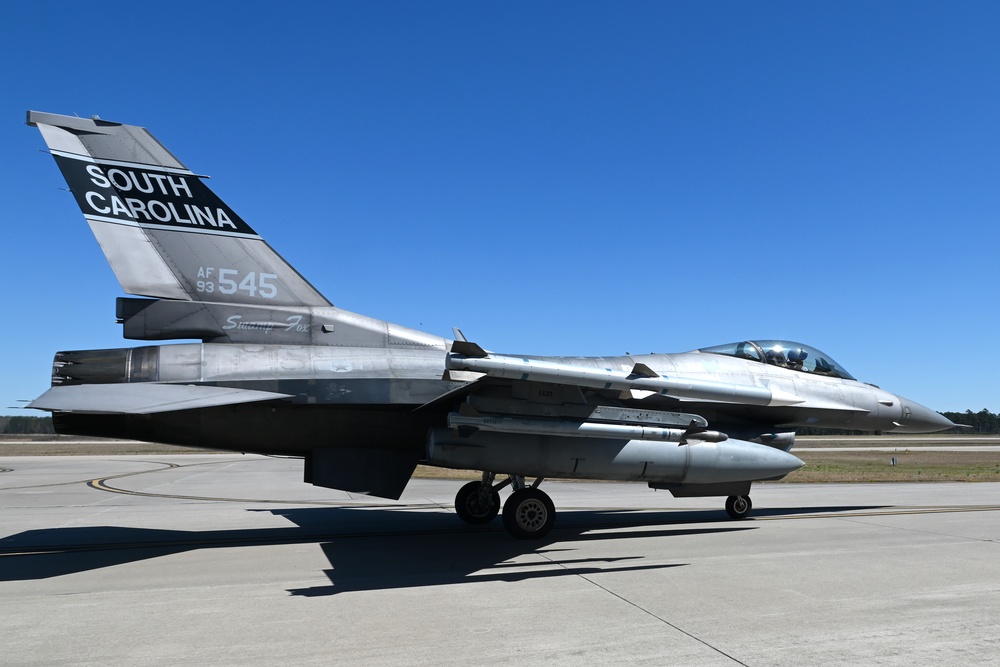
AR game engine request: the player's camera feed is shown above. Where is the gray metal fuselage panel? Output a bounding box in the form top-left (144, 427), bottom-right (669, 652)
top-left (117, 298), bottom-right (449, 348)
top-left (153, 343), bottom-right (455, 406)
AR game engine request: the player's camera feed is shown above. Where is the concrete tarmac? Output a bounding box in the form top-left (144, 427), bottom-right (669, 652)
top-left (2, 454), bottom-right (999, 666)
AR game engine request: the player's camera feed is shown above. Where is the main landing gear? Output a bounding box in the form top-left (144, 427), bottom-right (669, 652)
top-left (455, 473), bottom-right (556, 539)
top-left (455, 478), bottom-right (755, 538)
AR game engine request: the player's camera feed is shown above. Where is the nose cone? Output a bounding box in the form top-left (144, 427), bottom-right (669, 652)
top-left (890, 397), bottom-right (956, 433)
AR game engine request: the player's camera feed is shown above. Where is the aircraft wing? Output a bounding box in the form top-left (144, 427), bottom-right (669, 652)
top-left (28, 384), bottom-right (293, 414)
top-left (431, 347), bottom-right (735, 444)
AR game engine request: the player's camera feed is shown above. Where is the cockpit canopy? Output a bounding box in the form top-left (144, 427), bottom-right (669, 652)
top-left (699, 340), bottom-right (856, 380)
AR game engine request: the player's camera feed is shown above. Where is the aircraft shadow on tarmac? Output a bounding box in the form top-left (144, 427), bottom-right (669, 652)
top-left (0, 504), bottom-right (885, 595)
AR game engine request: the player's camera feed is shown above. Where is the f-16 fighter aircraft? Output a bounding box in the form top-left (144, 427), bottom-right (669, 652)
top-left (25, 111), bottom-right (956, 539)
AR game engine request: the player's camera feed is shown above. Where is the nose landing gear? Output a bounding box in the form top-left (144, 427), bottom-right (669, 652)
top-left (725, 494), bottom-right (752, 519)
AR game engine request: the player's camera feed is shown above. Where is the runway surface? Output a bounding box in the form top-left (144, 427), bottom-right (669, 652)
top-left (2, 454), bottom-right (999, 666)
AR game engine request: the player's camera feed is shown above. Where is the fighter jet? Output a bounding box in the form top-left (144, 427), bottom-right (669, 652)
top-left (25, 111), bottom-right (955, 539)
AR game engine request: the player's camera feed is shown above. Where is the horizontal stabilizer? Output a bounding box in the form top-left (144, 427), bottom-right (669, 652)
top-left (28, 383), bottom-right (293, 414)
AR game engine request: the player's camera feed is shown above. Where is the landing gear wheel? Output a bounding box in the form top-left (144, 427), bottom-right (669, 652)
top-left (726, 495), bottom-right (752, 520)
top-left (455, 481), bottom-right (501, 524)
top-left (502, 488), bottom-right (555, 539)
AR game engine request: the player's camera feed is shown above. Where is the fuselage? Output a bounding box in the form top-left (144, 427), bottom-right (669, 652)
top-left (47, 339), bottom-right (953, 458)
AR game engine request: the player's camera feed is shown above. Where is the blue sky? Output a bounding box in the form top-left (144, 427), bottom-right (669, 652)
top-left (1, 1), bottom-right (997, 414)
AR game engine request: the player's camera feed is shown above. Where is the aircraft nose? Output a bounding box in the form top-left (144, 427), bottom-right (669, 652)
top-left (891, 397), bottom-right (956, 433)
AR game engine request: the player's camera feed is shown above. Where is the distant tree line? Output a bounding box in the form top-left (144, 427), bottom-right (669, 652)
top-left (790, 409), bottom-right (1000, 435)
top-left (941, 409), bottom-right (1000, 433)
top-left (2, 411), bottom-right (998, 436)
top-left (0, 416), bottom-right (56, 434)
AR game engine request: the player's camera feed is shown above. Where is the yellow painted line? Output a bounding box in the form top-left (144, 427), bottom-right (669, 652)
top-left (88, 475), bottom-right (438, 508)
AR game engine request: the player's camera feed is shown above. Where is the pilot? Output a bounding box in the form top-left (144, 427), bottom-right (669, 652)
top-left (787, 348), bottom-right (808, 371)
top-left (765, 349), bottom-right (787, 367)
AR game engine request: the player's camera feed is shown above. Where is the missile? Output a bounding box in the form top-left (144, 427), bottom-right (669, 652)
top-left (447, 413), bottom-right (728, 443)
top-left (446, 353), bottom-right (804, 407)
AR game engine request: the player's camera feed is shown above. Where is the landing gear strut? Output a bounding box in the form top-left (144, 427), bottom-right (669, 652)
top-left (453, 474), bottom-right (555, 539)
top-left (725, 494), bottom-right (752, 520)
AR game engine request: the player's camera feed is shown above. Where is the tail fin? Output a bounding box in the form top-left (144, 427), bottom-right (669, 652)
top-left (27, 111), bottom-right (330, 308)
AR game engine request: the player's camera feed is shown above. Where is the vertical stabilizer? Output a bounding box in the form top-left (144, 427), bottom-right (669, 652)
top-left (28, 111), bottom-right (330, 308)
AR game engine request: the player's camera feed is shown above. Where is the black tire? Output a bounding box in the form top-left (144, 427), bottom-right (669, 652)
top-left (455, 481), bottom-right (501, 524)
top-left (725, 495), bottom-right (752, 520)
top-left (502, 488), bottom-right (556, 539)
